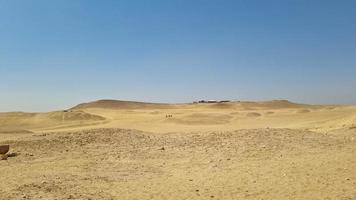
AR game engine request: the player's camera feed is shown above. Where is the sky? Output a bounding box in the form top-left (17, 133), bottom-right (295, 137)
top-left (0, 0), bottom-right (356, 112)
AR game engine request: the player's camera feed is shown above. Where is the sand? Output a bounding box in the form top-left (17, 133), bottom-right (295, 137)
top-left (0, 100), bottom-right (356, 199)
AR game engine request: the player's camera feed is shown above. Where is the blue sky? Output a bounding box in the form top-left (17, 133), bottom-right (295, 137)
top-left (1, 0), bottom-right (356, 111)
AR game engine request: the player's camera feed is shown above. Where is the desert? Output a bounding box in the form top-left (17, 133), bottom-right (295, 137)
top-left (2, 1), bottom-right (356, 199)
top-left (1, 100), bottom-right (356, 199)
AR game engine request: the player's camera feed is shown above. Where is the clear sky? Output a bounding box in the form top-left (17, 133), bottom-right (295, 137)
top-left (1, 0), bottom-right (356, 112)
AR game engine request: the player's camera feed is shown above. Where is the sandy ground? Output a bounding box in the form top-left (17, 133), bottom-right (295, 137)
top-left (1, 100), bottom-right (356, 134)
top-left (1, 100), bottom-right (356, 199)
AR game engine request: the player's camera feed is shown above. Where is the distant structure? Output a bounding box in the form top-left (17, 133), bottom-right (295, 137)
top-left (195, 100), bottom-right (231, 104)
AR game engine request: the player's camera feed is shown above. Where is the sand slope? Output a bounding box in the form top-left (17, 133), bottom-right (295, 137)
top-left (0, 110), bottom-right (106, 132)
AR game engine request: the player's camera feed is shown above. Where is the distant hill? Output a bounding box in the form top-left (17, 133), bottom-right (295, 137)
top-left (71, 99), bottom-right (175, 110)
top-left (71, 99), bottom-right (307, 111)
top-left (238, 100), bottom-right (308, 109)
top-left (205, 100), bottom-right (306, 110)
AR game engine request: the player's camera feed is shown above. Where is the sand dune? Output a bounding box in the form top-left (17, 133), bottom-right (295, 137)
top-left (0, 110), bottom-right (106, 132)
top-left (167, 113), bottom-right (233, 125)
top-left (238, 100), bottom-right (307, 109)
top-left (72, 99), bottom-right (174, 110)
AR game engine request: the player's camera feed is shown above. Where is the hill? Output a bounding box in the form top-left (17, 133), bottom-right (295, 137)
top-left (71, 99), bottom-right (175, 110)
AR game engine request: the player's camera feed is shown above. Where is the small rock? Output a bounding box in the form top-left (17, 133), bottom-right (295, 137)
top-left (0, 154), bottom-right (8, 160)
top-left (159, 147), bottom-right (165, 151)
top-left (7, 152), bottom-right (18, 157)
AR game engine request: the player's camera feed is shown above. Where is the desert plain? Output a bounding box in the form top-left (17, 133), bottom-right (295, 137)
top-left (0, 99), bottom-right (356, 199)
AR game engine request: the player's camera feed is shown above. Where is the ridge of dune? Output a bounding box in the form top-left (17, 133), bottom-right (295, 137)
top-left (71, 99), bottom-right (306, 110)
top-left (71, 99), bottom-right (175, 110)
top-left (238, 99), bottom-right (308, 109)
